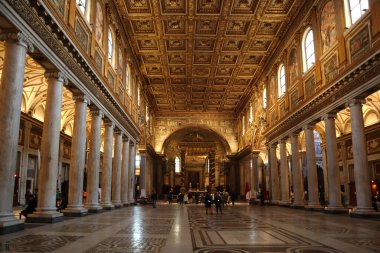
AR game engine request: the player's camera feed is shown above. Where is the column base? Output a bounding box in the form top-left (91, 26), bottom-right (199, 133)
top-left (122, 202), bottom-right (129, 207)
top-left (0, 217), bottom-right (24, 235)
top-left (350, 208), bottom-right (380, 218)
top-left (278, 201), bottom-right (291, 206)
top-left (324, 206), bottom-right (348, 214)
top-left (269, 200), bottom-right (279, 205)
top-left (112, 201), bottom-right (123, 208)
top-left (85, 204), bottom-right (103, 213)
top-left (26, 211), bottom-right (64, 223)
top-left (61, 207), bottom-right (88, 217)
top-left (305, 203), bottom-right (324, 211)
top-left (291, 204), bottom-right (305, 209)
top-left (101, 202), bottom-right (115, 210)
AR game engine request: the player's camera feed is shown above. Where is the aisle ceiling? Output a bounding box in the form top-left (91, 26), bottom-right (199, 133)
top-left (116, 0), bottom-right (304, 115)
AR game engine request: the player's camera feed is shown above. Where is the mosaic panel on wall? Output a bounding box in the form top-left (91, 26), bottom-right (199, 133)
top-left (290, 89), bottom-right (298, 109)
top-left (95, 1), bottom-right (104, 47)
top-left (118, 48), bottom-right (123, 77)
top-left (74, 18), bottom-right (89, 52)
top-left (107, 71), bottom-right (115, 89)
top-left (323, 54), bottom-right (338, 84)
top-left (279, 102), bottom-right (286, 118)
top-left (305, 75), bottom-right (315, 98)
top-left (269, 76), bottom-right (275, 106)
top-left (49, 0), bottom-right (65, 18)
top-left (320, 1), bottom-right (337, 53)
top-left (94, 49), bottom-right (103, 72)
top-left (350, 26), bottom-right (370, 62)
top-left (289, 47), bottom-right (299, 85)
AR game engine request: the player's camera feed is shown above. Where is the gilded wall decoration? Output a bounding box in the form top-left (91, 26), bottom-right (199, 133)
top-left (290, 89), bottom-right (298, 109)
top-left (74, 18), bottom-right (89, 52)
top-left (304, 75), bottom-right (315, 98)
top-left (289, 48), bottom-right (299, 85)
top-left (29, 132), bottom-right (42, 150)
top-left (49, 0), bottom-right (65, 18)
top-left (94, 50), bottom-right (103, 71)
top-left (95, 1), bottom-right (104, 47)
top-left (323, 54), bottom-right (338, 84)
top-left (350, 26), bottom-right (370, 62)
top-left (269, 76), bottom-right (276, 106)
top-left (107, 71), bottom-right (115, 89)
top-left (320, 1), bottom-right (337, 53)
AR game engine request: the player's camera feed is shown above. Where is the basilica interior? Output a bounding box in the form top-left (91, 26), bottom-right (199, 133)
top-left (0, 0), bottom-right (380, 252)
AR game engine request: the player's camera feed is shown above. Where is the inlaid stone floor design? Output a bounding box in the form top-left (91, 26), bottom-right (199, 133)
top-left (1, 204), bottom-right (380, 252)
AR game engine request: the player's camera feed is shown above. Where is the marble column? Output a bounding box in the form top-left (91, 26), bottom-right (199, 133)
top-left (85, 109), bottom-right (103, 212)
top-left (252, 152), bottom-right (260, 193)
top-left (101, 120), bottom-right (114, 210)
top-left (279, 139), bottom-right (290, 205)
top-left (304, 125), bottom-right (322, 209)
top-left (20, 122), bottom-right (32, 205)
top-left (139, 150), bottom-right (147, 197)
top-left (28, 72), bottom-right (66, 223)
top-left (0, 32), bottom-right (33, 234)
top-left (62, 94), bottom-right (89, 216)
top-left (269, 143), bottom-right (280, 204)
top-left (128, 141), bottom-right (136, 203)
top-left (348, 99), bottom-right (377, 216)
top-left (112, 129), bottom-right (122, 208)
top-left (121, 135), bottom-right (130, 206)
top-left (291, 132), bottom-right (304, 208)
top-left (323, 114), bottom-right (345, 213)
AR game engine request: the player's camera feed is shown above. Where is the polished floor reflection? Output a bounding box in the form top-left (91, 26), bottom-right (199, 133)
top-left (1, 203), bottom-right (379, 252)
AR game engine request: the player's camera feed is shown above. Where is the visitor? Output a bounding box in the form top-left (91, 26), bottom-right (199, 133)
top-left (25, 188), bottom-right (33, 205)
top-left (205, 192), bottom-right (213, 214)
top-left (168, 190), bottom-right (173, 204)
top-left (151, 189), bottom-right (157, 208)
top-left (215, 192), bottom-right (223, 214)
top-left (231, 191), bottom-right (236, 206)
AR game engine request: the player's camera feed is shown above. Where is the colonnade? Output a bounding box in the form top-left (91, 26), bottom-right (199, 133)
top-left (0, 32), bottom-right (136, 234)
top-left (268, 100), bottom-right (377, 216)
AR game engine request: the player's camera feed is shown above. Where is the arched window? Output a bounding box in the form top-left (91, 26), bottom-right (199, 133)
top-left (302, 28), bottom-right (315, 71)
top-left (344, 0), bottom-right (369, 27)
top-left (125, 65), bottom-right (130, 95)
top-left (107, 28), bottom-right (115, 67)
top-left (76, 0), bottom-right (91, 22)
top-left (263, 87), bottom-right (267, 109)
top-left (175, 156), bottom-right (181, 173)
top-left (278, 64), bottom-right (286, 97)
top-left (206, 158), bottom-right (210, 173)
top-left (249, 103), bottom-right (253, 123)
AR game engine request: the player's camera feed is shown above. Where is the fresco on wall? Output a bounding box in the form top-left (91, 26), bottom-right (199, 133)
top-left (350, 27), bottom-right (370, 61)
top-left (95, 50), bottom-right (103, 71)
top-left (305, 75), bottom-right (315, 97)
top-left (290, 89), bottom-right (298, 109)
top-left (108, 71), bottom-right (115, 89)
top-left (289, 48), bottom-right (299, 85)
top-left (50, 0), bottom-right (65, 18)
top-left (269, 76), bottom-right (275, 106)
top-left (118, 48), bottom-right (123, 76)
top-left (279, 102), bottom-right (286, 118)
top-left (95, 1), bottom-right (104, 47)
top-left (321, 1), bottom-right (337, 53)
top-left (323, 54), bottom-right (338, 84)
top-left (74, 18), bottom-right (89, 52)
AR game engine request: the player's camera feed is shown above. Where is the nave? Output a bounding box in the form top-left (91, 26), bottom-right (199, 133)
top-left (1, 204), bottom-right (379, 253)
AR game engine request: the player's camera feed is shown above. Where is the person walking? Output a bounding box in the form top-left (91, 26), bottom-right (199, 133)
top-left (168, 190), bottom-right (173, 204)
top-left (215, 192), bottom-right (223, 214)
top-left (151, 189), bottom-right (158, 208)
top-left (205, 192), bottom-right (213, 214)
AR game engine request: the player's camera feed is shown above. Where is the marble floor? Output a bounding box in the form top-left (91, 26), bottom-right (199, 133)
top-left (1, 203), bottom-right (379, 253)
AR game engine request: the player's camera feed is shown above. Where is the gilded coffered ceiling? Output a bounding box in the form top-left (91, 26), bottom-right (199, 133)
top-left (114, 0), bottom-right (304, 115)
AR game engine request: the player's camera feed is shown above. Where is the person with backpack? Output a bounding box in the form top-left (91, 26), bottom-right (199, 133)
top-left (204, 192), bottom-right (213, 214)
top-left (214, 192), bottom-right (223, 214)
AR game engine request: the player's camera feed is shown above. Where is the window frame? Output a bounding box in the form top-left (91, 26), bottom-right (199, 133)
top-left (76, 0), bottom-right (91, 23)
top-left (344, 0), bottom-right (369, 28)
top-left (175, 156), bottom-right (181, 173)
top-left (263, 87), bottom-right (267, 109)
top-left (277, 64), bottom-right (286, 98)
top-left (107, 27), bottom-right (115, 67)
top-left (302, 27), bottom-right (316, 72)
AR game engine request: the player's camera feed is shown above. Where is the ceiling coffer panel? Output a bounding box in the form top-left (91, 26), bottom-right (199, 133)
top-left (117, 0), bottom-right (305, 114)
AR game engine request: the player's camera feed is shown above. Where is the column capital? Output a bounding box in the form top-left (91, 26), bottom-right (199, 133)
top-left (114, 128), bottom-right (122, 135)
top-left (303, 124), bottom-right (314, 131)
top-left (321, 113), bottom-right (336, 121)
top-left (73, 93), bottom-right (90, 105)
top-left (44, 71), bottom-right (68, 85)
top-left (129, 140), bottom-right (135, 146)
top-left (279, 137), bottom-right (288, 143)
top-left (90, 109), bottom-right (104, 118)
top-left (270, 142), bottom-right (278, 149)
top-left (291, 131), bottom-right (300, 138)
top-left (103, 118), bottom-right (114, 128)
top-left (346, 98), bottom-right (366, 108)
top-left (122, 135), bottom-right (129, 142)
top-left (0, 31), bottom-right (34, 52)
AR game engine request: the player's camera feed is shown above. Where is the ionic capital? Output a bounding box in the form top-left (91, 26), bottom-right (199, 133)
top-left (0, 32), bottom-right (34, 52)
top-left (270, 142), bottom-right (278, 149)
top-left (90, 109), bottom-right (104, 118)
top-left (114, 128), bottom-right (122, 135)
top-left (73, 93), bottom-right (90, 105)
top-left (303, 124), bottom-right (314, 131)
top-left (103, 118), bottom-right (114, 128)
top-left (122, 135), bottom-right (129, 142)
top-left (346, 98), bottom-right (366, 109)
top-left (44, 71), bottom-right (68, 85)
top-left (321, 113), bottom-right (336, 122)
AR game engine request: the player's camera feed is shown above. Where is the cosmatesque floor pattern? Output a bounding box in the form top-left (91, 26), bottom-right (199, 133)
top-left (1, 203), bottom-right (379, 253)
